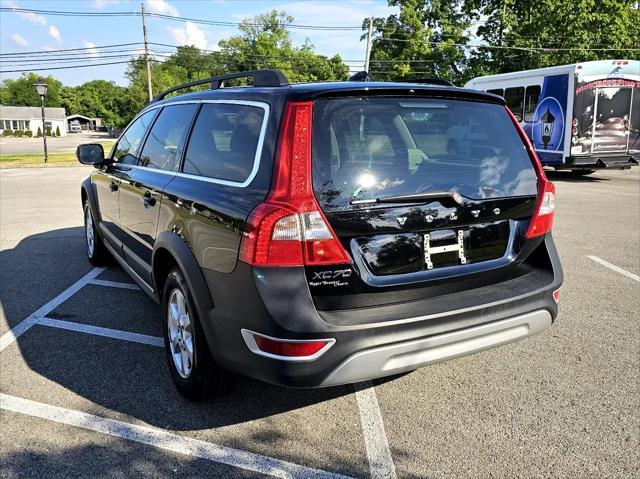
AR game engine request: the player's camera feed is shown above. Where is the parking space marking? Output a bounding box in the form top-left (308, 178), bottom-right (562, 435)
top-left (587, 255), bottom-right (639, 282)
top-left (0, 267), bottom-right (105, 352)
top-left (88, 279), bottom-right (140, 290)
top-left (354, 381), bottom-right (397, 479)
top-left (38, 317), bottom-right (164, 347)
top-left (0, 393), bottom-right (355, 479)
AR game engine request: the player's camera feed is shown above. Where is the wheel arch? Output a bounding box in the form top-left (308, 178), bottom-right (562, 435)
top-left (81, 177), bottom-right (101, 222)
top-left (153, 232), bottom-right (214, 311)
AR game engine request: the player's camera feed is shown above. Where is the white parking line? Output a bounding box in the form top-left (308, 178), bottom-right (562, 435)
top-left (354, 381), bottom-right (397, 479)
top-left (0, 393), bottom-right (355, 479)
top-left (587, 255), bottom-right (639, 282)
top-left (0, 267), bottom-right (105, 352)
top-left (89, 279), bottom-right (140, 290)
top-left (38, 317), bottom-right (164, 347)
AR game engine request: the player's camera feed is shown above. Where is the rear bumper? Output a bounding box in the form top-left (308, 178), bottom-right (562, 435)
top-left (562, 154), bottom-right (639, 169)
top-left (198, 235), bottom-right (562, 388)
top-left (319, 309), bottom-right (551, 386)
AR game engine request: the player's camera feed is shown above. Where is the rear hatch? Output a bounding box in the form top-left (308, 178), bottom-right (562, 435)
top-left (309, 95), bottom-right (542, 309)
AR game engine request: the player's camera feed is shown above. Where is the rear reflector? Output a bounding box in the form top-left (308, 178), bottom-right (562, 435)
top-left (239, 101), bottom-right (350, 266)
top-left (553, 289), bottom-right (560, 303)
top-left (241, 329), bottom-right (334, 360)
top-left (504, 106), bottom-right (556, 239)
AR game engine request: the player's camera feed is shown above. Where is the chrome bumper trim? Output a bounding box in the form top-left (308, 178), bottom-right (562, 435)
top-left (320, 310), bottom-right (552, 387)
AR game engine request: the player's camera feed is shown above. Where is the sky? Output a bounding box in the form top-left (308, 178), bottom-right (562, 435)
top-left (0, 0), bottom-right (398, 86)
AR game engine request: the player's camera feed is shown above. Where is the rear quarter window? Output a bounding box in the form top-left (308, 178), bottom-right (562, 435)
top-left (312, 97), bottom-right (538, 209)
top-left (182, 103), bottom-right (266, 184)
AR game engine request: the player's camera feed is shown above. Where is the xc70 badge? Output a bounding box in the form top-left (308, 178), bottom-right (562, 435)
top-left (308, 269), bottom-right (352, 288)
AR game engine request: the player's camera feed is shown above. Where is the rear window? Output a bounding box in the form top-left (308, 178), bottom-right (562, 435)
top-left (312, 97), bottom-right (537, 209)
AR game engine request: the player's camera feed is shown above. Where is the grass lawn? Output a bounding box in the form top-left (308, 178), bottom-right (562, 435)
top-left (0, 141), bottom-right (115, 168)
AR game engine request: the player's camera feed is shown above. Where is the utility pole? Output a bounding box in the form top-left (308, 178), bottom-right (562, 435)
top-left (141, 2), bottom-right (153, 101)
top-left (364, 17), bottom-right (373, 73)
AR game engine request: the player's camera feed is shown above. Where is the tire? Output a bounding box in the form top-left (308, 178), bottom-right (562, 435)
top-left (162, 267), bottom-right (231, 400)
top-left (570, 169), bottom-right (595, 176)
top-left (83, 202), bottom-right (109, 265)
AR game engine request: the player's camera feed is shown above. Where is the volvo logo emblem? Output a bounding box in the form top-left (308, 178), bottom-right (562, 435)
top-left (471, 210), bottom-right (480, 218)
top-left (493, 208), bottom-right (501, 215)
top-left (425, 215), bottom-right (434, 223)
top-left (396, 217), bottom-right (407, 226)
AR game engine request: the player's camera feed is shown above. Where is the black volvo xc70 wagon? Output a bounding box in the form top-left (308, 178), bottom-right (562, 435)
top-left (77, 70), bottom-right (563, 399)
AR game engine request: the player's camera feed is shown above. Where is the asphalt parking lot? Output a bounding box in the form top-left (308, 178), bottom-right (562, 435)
top-left (1, 166), bottom-right (638, 478)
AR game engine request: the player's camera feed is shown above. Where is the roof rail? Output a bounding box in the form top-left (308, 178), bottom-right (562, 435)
top-left (151, 69), bottom-right (290, 103)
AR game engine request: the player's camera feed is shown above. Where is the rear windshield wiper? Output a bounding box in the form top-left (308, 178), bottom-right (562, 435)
top-left (350, 191), bottom-right (465, 207)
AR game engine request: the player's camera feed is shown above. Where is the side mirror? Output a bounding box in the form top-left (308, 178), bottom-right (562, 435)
top-left (77, 143), bottom-right (105, 166)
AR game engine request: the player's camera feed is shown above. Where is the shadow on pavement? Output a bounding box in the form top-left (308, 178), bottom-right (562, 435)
top-left (0, 227), bottom-right (374, 436)
top-left (545, 170), bottom-right (609, 182)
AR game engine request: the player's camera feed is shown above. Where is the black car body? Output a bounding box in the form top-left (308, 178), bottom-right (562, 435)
top-left (78, 70), bottom-right (563, 397)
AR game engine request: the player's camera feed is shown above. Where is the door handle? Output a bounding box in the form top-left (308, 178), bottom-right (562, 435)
top-left (109, 182), bottom-right (118, 192)
top-left (142, 191), bottom-right (156, 207)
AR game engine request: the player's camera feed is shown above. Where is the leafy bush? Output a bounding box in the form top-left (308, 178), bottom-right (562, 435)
top-left (55, 125), bottom-right (61, 137)
top-left (45, 126), bottom-right (52, 137)
top-left (2, 129), bottom-right (13, 137)
top-left (24, 130), bottom-right (33, 137)
top-left (36, 127), bottom-right (42, 137)
top-left (14, 130), bottom-right (24, 138)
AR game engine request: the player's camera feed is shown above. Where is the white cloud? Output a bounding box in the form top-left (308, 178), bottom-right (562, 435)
top-left (48, 25), bottom-right (62, 43)
top-left (16, 10), bottom-right (47, 25)
top-left (11, 33), bottom-right (28, 47)
top-left (167, 21), bottom-right (207, 49)
top-left (92, 0), bottom-right (123, 9)
top-left (83, 40), bottom-right (100, 58)
top-left (3, 0), bottom-right (48, 25)
top-left (146, 0), bottom-right (178, 17)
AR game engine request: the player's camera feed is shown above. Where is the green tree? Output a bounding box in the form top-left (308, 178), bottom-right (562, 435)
top-left (55, 125), bottom-right (61, 136)
top-left (464, 0), bottom-right (640, 77)
top-left (1, 73), bottom-right (63, 107)
top-left (218, 10), bottom-right (349, 82)
top-left (124, 10), bottom-right (348, 118)
top-left (366, 0), bottom-right (472, 83)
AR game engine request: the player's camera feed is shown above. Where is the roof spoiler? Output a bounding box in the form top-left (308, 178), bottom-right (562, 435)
top-left (403, 78), bottom-right (455, 87)
top-left (151, 69), bottom-right (290, 103)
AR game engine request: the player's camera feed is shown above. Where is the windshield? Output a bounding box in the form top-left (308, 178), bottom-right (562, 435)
top-left (312, 97), bottom-right (538, 210)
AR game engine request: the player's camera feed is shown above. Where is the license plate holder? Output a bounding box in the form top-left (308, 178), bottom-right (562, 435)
top-left (424, 230), bottom-right (467, 270)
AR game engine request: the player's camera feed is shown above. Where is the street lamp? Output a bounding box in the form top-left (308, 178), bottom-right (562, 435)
top-left (34, 81), bottom-right (48, 163)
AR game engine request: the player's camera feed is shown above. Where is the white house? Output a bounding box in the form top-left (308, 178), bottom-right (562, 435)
top-left (0, 105), bottom-right (68, 136)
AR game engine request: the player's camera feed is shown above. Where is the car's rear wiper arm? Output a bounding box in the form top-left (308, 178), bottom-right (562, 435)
top-left (350, 191), bottom-right (465, 206)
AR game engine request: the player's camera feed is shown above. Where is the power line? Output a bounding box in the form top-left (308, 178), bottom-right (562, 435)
top-left (0, 60), bottom-right (134, 74)
top-left (373, 37), bottom-right (640, 52)
top-left (0, 7), bottom-right (363, 30)
top-left (0, 42), bottom-right (143, 57)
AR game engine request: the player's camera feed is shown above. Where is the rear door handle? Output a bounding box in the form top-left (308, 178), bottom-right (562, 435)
top-left (142, 191), bottom-right (156, 207)
top-left (109, 182), bottom-right (118, 192)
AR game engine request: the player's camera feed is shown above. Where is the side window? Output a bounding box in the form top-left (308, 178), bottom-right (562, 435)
top-left (183, 103), bottom-right (265, 183)
top-left (524, 85), bottom-right (541, 122)
top-left (487, 88), bottom-right (504, 97)
top-left (505, 87), bottom-right (525, 121)
top-left (139, 104), bottom-right (197, 171)
top-left (113, 110), bottom-right (156, 165)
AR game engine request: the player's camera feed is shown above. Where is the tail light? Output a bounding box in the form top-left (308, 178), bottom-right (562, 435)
top-left (526, 180), bottom-right (555, 238)
top-left (239, 102), bottom-right (350, 266)
top-left (552, 288), bottom-right (560, 303)
top-left (504, 106), bottom-right (556, 238)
